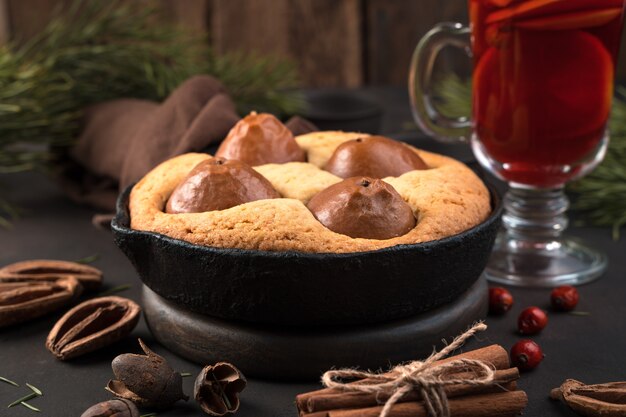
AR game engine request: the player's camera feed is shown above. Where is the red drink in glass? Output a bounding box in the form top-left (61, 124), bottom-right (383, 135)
top-left (470, 0), bottom-right (625, 186)
top-left (411, 0), bottom-right (626, 285)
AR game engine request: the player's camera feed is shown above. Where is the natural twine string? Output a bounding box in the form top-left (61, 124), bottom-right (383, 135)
top-left (321, 322), bottom-right (494, 417)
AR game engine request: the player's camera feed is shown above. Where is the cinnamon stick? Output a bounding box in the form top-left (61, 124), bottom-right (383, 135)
top-left (301, 390), bottom-right (528, 417)
top-left (299, 368), bottom-right (519, 414)
top-left (297, 344), bottom-right (509, 404)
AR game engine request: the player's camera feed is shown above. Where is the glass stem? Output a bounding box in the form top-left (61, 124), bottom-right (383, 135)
top-left (502, 185), bottom-right (569, 241)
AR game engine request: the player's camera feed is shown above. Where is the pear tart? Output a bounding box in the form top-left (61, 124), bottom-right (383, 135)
top-left (129, 113), bottom-right (491, 254)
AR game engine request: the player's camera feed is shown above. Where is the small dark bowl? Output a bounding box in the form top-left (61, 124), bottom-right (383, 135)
top-left (112, 185), bottom-right (502, 327)
top-left (303, 90), bottom-right (383, 134)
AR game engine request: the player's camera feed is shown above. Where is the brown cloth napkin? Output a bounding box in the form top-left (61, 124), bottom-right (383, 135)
top-left (59, 75), bottom-right (316, 213)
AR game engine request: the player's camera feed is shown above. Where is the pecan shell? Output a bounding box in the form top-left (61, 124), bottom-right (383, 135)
top-left (0, 277), bottom-right (82, 328)
top-left (194, 362), bottom-right (247, 416)
top-left (0, 259), bottom-right (103, 291)
top-left (46, 296), bottom-right (141, 360)
top-left (106, 339), bottom-right (189, 408)
top-left (551, 379), bottom-right (626, 417)
top-left (80, 398), bottom-right (139, 417)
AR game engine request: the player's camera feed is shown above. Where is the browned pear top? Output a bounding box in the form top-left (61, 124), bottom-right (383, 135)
top-left (307, 177), bottom-right (416, 240)
top-left (166, 158), bottom-right (280, 214)
top-left (215, 112), bottom-right (306, 166)
top-left (325, 136), bottom-right (428, 179)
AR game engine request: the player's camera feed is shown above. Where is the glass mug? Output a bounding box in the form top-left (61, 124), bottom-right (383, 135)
top-left (410, 0), bottom-right (626, 287)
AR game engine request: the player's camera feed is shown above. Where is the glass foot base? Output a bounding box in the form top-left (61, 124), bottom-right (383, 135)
top-left (485, 233), bottom-right (608, 287)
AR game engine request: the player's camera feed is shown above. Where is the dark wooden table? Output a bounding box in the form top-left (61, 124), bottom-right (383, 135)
top-left (1, 88), bottom-right (625, 417)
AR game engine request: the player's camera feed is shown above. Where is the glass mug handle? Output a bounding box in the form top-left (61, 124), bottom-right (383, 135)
top-left (409, 22), bottom-right (472, 143)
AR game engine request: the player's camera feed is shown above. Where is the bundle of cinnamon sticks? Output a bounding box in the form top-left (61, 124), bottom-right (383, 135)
top-left (295, 345), bottom-right (527, 417)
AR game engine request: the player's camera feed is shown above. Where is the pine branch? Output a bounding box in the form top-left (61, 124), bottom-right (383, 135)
top-left (210, 51), bottom-right (304, 116)
top-left (569, 89), bottom-right (626, 239)
top-left (0, 0), bottom-right (302, 173)
top-left (0, 0), bottom-right (303, 225)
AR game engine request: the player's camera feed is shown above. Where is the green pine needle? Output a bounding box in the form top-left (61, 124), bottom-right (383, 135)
top-left (8, 393), bottom-right (37, 407)
top-left (435, 73), bottom-right (472, 119)
top-left (0, 194), bottom-right (19, 229)
top-left (75, 254), bottom-right (99, 264)
top-left (0, 376), bottom-right (19, 387)
top-left (20, 401), bottom-right (41, 412)
top-left (97, 284), bottom-right (132, 296)
top-left (435, 75), bottom-right (626, 239)
top-left (25, 383), bottom-right (42, 396)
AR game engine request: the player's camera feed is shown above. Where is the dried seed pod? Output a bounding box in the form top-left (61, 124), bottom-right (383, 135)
top-left (46, 296), bottom-right (141, 360)
top-left (551, 379), bottom-right (626, 417)
top-left (106, 339), bottom-right (188, 408)
top-left (80, 398), bottom-right (139, 417)
top-left (194, 362), bottom-right (247, 416)
top-left (0, 259), bottom-right (103, 291)
top-left (0, 277), bottom-right (82, 328)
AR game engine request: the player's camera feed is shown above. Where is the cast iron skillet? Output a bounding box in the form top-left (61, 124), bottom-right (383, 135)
top-left (112, 183), bottom-right (502, 327)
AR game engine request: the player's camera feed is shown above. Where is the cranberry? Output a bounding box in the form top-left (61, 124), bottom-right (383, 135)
top-left (518, 306), bottom-right (548, 334)
top-left (510, 340), bottom-right (544, 371)
top-left (551, 285), bottom-right (579, 311)
top-left (488, 287), bottom-right (514, 315)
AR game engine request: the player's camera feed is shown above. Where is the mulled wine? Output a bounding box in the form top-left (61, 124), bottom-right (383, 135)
top-left (410, 0), bottom-right (626, 285)
top-left (470, 0), bottom-right (625, 186)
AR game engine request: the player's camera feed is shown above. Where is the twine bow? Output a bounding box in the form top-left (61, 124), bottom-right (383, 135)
top-left (321, 322), bottom-right (494, 417)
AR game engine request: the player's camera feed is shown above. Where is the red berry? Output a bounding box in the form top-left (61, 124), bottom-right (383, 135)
top-left (551, 285), bottom-right (579, 311)
top-left (488, 287), bottom-right (514, 315)
top-left (518, 306), bottom-right (548, 334)
top-left (510, 340), bottom-right (544, 371)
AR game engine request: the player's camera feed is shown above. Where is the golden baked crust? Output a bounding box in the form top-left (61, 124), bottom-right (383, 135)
top-left (129, 131), bottom-right (491, 253)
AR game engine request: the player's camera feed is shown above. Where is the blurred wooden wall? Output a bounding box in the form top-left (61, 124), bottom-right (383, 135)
top-left (2, 0), bottom-right (626, 87)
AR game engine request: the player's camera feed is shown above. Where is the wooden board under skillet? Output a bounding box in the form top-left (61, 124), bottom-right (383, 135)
top-left (142, 277), bottom-right (488, 380)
